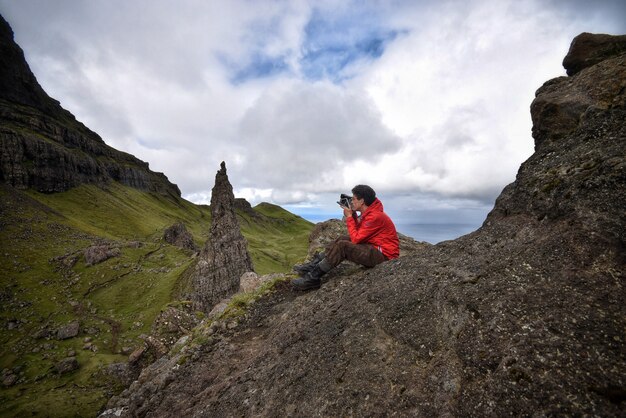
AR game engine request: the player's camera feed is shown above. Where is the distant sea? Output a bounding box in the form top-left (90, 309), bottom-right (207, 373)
top-left (396, 223), bottom-right (480, 244)
top-left (295, 211), bottom-right (481, 244)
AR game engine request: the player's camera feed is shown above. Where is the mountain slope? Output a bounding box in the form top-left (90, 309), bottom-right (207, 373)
top-left (0, 181), bottom-right (312, 417)
top-left (0, 14), bottom-right (179, 196)
top-left (0, 14), bottom-right (314, 416)
top-left (102, 33), bottom-right (625, 417)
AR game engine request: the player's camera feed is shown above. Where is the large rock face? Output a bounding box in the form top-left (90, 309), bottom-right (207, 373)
top-left (103, 34), bottom-right (625, 417)
top-left (0, 15), bottom-right (180, 196)
top-left (190, 162), bottom-right (254, 312)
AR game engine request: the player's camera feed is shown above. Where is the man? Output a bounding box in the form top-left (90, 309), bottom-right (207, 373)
top-left (292, 185), bottom-right (400, 291)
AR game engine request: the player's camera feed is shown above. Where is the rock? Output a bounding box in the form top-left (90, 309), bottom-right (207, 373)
top-left (163, 222), bottom-right (198, 251)
top-left (143, 335), bottom-right (168, 360)
top-left (2, 374), bottom-right (17, 387)
top-left (150, 307), bottom-right (199, 349)
top-left (56, 321), bottom-right (80, 340)
top-left (128, 347), bottom-right (146, 364)
top-left (190, 162), bottom-right (255, 312)
top-left (239, 272), bottom-right (261, 293)
top-left (54, 357), bottom-right (79, 374)
top-left (106, 363), bottom-right (134, 386)
top-left (208, 299), bottom-right (230, 318)
top-left (530, 50), bottom-right (626, 149)
top-left (32, 327), bottom-right (52, 340)
top-left (234, 198), bottom-right (260, 218)
top-left (1, 369), bottom-right (17, 387)
top-left (562, 32), bottom-right (626, 76)
top-left (84, 245), bottom-right (121, 266)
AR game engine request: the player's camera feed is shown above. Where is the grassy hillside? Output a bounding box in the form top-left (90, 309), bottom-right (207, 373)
top-left (0, 182), bottom-right (312, 417)
top-left (241, 202), bottom-right (314, 274)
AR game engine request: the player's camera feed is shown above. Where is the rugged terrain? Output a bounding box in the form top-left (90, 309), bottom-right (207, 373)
top-left (101, 33), bottom-right (625, 416)
top-left (0, 15), bottom-right (315, 417)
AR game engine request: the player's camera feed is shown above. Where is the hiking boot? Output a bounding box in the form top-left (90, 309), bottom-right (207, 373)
top-left (292, 252), bottom-right (325, 276)
top-left (291, 273), bottom-right (321, 291)
top-left (291, 259), bottom-right (331, 291)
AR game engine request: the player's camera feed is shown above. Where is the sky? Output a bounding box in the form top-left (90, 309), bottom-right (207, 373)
top-left (1, 0), bottom-right (625, 239)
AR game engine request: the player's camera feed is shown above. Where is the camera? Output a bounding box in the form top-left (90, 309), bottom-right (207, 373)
top-left (337, 193), bottom-right (352, 208)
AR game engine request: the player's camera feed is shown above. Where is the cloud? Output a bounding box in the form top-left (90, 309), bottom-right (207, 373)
top-left (233, 79), bottom-right (403, 193)
top-left (1, 0), bottom-right (624, 227)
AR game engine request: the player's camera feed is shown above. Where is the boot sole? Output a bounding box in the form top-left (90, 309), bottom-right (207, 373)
top-left (291, 281), bottom-right (321, 291)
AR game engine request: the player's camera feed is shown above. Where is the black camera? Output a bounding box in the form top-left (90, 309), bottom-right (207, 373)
top-left (337, 193), bottom-right (352, 208)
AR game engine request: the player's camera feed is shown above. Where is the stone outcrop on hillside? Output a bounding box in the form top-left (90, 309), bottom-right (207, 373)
top-left (0, 15), bottom-right (180, 196)
top-left (163, 222), bottom-right (198, 252)
top-left (102, 34), bottom-right (625, 417)
top-left (234, 197), bottom-right (261, 219)
top-left (190, 162), bottom-right (254, 312)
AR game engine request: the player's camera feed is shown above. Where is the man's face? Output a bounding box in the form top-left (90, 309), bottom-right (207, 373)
top-left (351, 195), bottom-right (365, 212)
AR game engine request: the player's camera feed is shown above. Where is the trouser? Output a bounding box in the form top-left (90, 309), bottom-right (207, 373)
top-left (324, 235), bottom-right (386, 269)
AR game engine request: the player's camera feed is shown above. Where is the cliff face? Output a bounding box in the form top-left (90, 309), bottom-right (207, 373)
top-left (0, 15), bottom-right (180, 196)
top-left (102, 34), bottom-right (625, 417)
top-left (190, 162), bottom-right (254, 312)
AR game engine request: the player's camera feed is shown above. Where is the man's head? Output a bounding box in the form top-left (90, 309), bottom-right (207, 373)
top-left (351, 184), bottom-right (376, 206)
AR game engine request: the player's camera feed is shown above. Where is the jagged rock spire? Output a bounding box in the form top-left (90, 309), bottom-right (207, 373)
top-left (191, 162), bottom-right (254, 312)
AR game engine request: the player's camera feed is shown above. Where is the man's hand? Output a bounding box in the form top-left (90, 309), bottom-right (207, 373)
top-left (342, 206), bottom-right (353, 218)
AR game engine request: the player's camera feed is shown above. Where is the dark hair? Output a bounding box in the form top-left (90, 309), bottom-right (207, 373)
top-left (352, 184), bottom-right (376, 206)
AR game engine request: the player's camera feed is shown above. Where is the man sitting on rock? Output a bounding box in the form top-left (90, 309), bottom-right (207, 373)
top-left (292, 185), bottom-right (400, 291)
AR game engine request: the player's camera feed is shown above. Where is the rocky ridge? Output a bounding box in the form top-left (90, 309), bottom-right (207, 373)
top-left (101, 33), bottom-right (625, 417)
top-left (0, 15), bottom-right (180, 196)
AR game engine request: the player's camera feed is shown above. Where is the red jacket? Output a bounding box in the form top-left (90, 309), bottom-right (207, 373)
top-left (346, 198), bottom-right (400, 259)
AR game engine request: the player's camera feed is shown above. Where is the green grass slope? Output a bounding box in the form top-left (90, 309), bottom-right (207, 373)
top-left (0, 182), bottom-right (312, 417)
top-left (240, 202), bottom-right (313, 274)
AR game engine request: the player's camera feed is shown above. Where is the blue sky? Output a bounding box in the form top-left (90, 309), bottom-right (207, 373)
top-left (1, 0), bottom-right (624, 241)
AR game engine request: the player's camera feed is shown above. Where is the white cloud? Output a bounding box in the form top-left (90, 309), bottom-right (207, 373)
top-left (233, 79), bottom-right (402, 192)
top-left (1, 0), bottom-right (624, 228)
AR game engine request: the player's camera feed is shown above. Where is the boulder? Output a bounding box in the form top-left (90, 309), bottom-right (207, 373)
top-left (562, 32), bottom-right (626, 76)
top-left (239, 272), bottom-right (261, 293)
top-left (54, 357), bottom-right (79, 374)
top-left (163, 222), bottom-right (198, 251)
top-left (84, 245), bottom-right (120, 266)
top-left (56, 321), bottom-right (80, 340)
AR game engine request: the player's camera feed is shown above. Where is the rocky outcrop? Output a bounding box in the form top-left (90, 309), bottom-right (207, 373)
top-left (234, 197), bottom-right (261, 219)
top-left (190, 162), bottom-right (254, 312)
top-left (163, 222), bottom-right (198, 252)
top-left (102, 33), bottom-right (626, 417)
top-left (84, 245), bottom-right (121, 266)
top-left (0, 15), bottom-right (181, 196)
top-left (562, 32), bottom-right (626, 76)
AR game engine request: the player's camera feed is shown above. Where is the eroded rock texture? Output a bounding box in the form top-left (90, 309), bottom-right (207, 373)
top-left (103, 33), bottom-right (625, 418)
top-left (163, 222), bottom-right (198, 252)
top-left (190, 162), bottom-right (254, 312)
